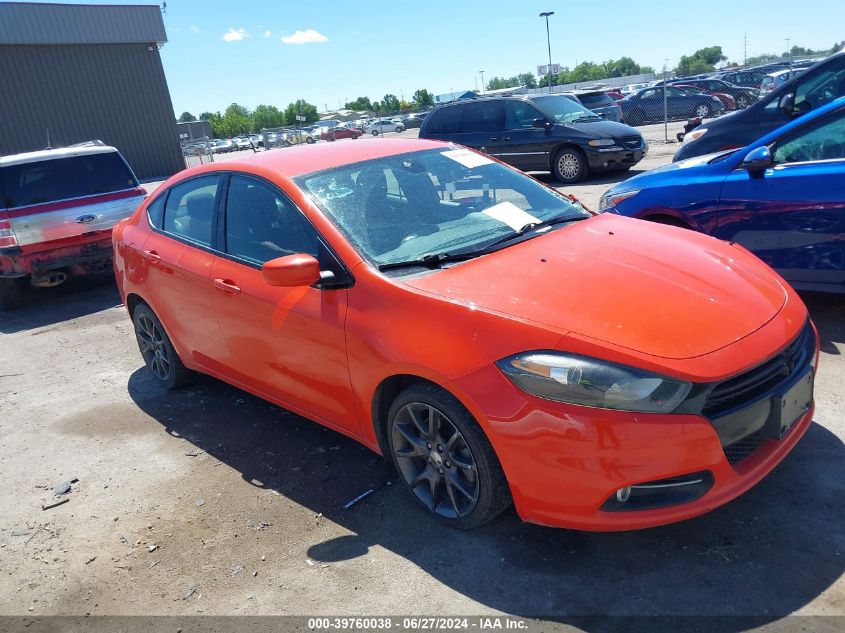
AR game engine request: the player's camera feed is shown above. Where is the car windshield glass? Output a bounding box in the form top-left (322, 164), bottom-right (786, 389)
top-left (532, 95), bottom-right (600, 123)
top-left (297, 148), bottom-right (589, 267)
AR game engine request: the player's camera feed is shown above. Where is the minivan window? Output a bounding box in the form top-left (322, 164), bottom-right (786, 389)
top-left (461, 101), bottom-right (505, 133)
top-left (793, 56), bottom-right (845, 113)
top-left (425, 106), bottom-right (462, 134)
top-left (0, 151), bottom-right (137, 209)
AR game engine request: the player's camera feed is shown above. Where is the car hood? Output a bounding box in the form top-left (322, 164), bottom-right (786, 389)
top-left (401, 214), bottom-right (786, 360)
top-left (608, 149), bottom-right (735, 191)
top-left (564, 119), bottom-right (638, 139)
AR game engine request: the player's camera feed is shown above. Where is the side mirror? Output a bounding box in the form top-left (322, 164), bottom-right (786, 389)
top-left (532, 118), bottom-right (551, 129)
top-left (779, 92), bottom-right (795, 116)
top-left (262, 254), bottom-right (321, 287)
top-left (741, 146), bottom-right (772, 173)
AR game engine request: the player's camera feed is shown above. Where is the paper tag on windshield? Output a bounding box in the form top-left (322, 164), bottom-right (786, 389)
top-left (441, 149), bottom-right (493, 169)
top-left (482, 201), bottom-right (540, 231)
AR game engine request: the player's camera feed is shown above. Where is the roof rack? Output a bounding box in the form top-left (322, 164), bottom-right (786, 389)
top-left (68, 140), bottom-right (106, 148)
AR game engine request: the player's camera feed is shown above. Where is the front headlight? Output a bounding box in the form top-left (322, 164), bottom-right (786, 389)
top-left (598, 189), bottom-right (640, 212)
top-left (588, 138), bottom-right (616, 147)
top-left (497, 352), bottom-right (691, 413)
top-left (683, 127), bottom-right (708, 144)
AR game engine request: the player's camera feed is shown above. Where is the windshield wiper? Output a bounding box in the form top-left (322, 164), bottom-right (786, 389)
top-left (377, 251), bottom-right (481, 272)
top-left (473, 214), bottom-right (589, 253)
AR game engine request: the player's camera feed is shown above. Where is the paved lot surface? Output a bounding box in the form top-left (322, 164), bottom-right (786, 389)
top-left (1, 135), bottom-right (843, 628)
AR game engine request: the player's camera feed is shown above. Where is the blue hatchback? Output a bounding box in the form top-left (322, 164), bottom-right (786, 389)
top-left (600, 96), bottom-right (845, 294)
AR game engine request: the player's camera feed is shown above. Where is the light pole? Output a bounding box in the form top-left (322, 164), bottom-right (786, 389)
top-left (479, 70), bottom-right (485, 94)
top-left (786, 37), bottom-right (792, 71)
top-left (539, 11), bottom-right (554, 93)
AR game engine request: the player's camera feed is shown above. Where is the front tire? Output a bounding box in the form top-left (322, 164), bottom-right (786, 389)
top-left (371, 129), bottom-right (379, 136)
top-left (132, 303), bottom-right (191, 389)
top-left (387, 383), bottom-right (511, 529)
top-left (552, 147), bottom-right (589, 184)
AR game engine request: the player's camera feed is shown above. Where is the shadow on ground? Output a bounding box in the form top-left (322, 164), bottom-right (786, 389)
top-left (125, 292), bottom-right (845, 628)
top-left (0, 275), bottom-right (121, 334)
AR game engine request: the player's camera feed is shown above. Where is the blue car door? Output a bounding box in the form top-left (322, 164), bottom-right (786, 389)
top-left (715, 107), bottom-right (845, 292)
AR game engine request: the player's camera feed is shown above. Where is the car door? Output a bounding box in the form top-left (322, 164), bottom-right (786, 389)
top-left (450, 100), bottom-right (505, 156)
top-left (637, 89), bottom-right (661, 120)
top-left (499, 100), bottom-right (551, 171)
top-left (209, 174), bottom-right (360, 433)
top-left (716, 107), bottom-right (845, 290)
top-left (140, 174), bottom-right (226, 364)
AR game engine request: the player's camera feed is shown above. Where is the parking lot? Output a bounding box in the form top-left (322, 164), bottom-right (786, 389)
top-left (1, 138), bottom-right (843, 628)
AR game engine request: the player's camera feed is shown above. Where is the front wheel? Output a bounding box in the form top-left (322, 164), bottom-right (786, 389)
top-left (694, 103), bottom-right (711, 119)
top-left (371, 129), bottom-right (380, 136)
top-left (132, 303), bottom-right (191, 389)
top-left (553, 147), bottom-right (589, 184)
top-left (387, 384), bottom-right (511, 529)
top-left (306, 136), bottom-right (315, 144)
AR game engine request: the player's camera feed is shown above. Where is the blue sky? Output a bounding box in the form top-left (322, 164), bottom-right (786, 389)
top-left (22, 0), bottom-right (845, 115)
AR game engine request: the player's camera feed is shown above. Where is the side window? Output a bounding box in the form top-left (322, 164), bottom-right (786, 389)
top-left (425, 106), bottom-right (462, 134)
top-left (146, 194), bottom-right (166, 229)
top-left (793, 57), bottom-right (845, 113)
top-left (773, 110), bottom-right (845, 164)
top-left (640, 89), bottom-right (657, 100)
top-left (163, 176), bottom-right (219, 246)
top-left (505, 101), bottom-right (542, 130)
top-left (461, 101), bottom-right (504, 133)
top-left (224, 175), bottom-right (318, 265)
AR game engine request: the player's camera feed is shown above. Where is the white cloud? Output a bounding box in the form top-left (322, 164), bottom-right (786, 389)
top-left (281, 29), bottom-right (328, 45)
top-left (263, 30), bottom-right (272, 39)
top-left (190, 25), bottom-right (201, 33)
top-left (222, 28), bottom-right (250, 42)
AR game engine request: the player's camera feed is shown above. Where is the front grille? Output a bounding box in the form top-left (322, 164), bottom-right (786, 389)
top-left (723, 431), bottom-right (765, 465)
top-left (622, 136), bottom-right (642, 149)
top-left (703, 321), bottom-right (814, 417)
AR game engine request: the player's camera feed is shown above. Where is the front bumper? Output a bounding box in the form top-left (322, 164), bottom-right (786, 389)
top-left (586, 142), bottom-right (646, 172)
top-left (448, 332), bottom-right (817, 531)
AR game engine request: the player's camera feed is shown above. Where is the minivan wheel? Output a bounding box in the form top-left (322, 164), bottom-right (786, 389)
top-left (694, 103), bottom-right (711, 119)
top-left (0, 277), bottom-right (24, 312)
top-left (132, 303), bottom-right (191, 389)
top-left (387, 384), bottom-right (511, 529)
top-left (553, 147), bottom-right (589, 184)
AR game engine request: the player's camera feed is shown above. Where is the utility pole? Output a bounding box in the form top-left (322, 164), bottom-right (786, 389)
top-left (479, 70), bottom-right (485, 94)
top-left (786, 38), bottom-right (792, 70)
top-left (539, 12), bottom-right (554, 93)
top-left (744, 32), bottom-right (747, 66)
top-left (663, 59), bottom-right (669, 143)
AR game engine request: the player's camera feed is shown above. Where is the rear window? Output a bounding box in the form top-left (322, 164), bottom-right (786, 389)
top-left (0, 151), bottom-right (137, 209)
top-left (425, 106), bottom-right (463, 134)
top-left (576, 92), bottom-right (612, 106)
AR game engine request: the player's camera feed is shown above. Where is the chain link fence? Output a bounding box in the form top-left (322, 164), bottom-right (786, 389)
top-left (181, 136), bottom-right (215, 167)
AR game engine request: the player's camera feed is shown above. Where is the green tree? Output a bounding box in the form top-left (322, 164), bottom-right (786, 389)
top-left (198, 111), bottom-right (217, 122)
top-left (178, 111), bottom-right (197, 123)
top-left (486, 76), bottom-right (520, 90)
top-left (676, 46), bottom-right (727, 76)
top-left (517, 73), bottom-right (537, 89)
top-left (284, 99), bottom-right (319, 125)
top-left (381, 94), bottom-right (401, 114)
top-left (412, 89), bottom-right (434, 109)
top-left (345, 96), bottom-right (373, 111)
top-left (219, 103), bottom-right (252, 137)
top-left (252, 104), bottom-right (286, 131)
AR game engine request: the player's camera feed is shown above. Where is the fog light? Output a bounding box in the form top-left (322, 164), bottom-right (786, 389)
top-left (615, 486), bottom-right (632, 503)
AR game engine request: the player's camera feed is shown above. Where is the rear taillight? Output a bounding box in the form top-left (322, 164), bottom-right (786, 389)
top-left (0, 212), bottom-right (18, 248)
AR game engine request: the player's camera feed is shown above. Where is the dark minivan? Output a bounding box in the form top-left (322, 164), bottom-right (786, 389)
top-left (676, 50), bottom-right (845, 161)
top-left (419, 94), bottom-right (646, 183)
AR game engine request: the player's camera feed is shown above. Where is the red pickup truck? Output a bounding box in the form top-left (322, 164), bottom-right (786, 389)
top-left (0, 142), bottom-right (146, 310)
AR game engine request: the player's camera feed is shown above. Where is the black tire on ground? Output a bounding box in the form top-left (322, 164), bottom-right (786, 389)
top-left (552, 147), bottom-right (589, 184)
top-left (0, 277), bottom-right (24, 312)
top-left (306, 137), bottom-right (315, 144)
top-left (694, 103), bottom-right (711, 119)
top-left (387, 383), bottom-right (512, 529)
top-left (132, 303), bottom-right (191, 390)
top-left (372, 129), bottom-right (379, 136)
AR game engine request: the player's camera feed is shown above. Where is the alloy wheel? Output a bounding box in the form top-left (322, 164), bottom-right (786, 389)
top-left (135, 313), bottom-right (171, 381)
top-left (695, 104), bottom-right (710, 118)
top-left (391, 402), bottom-right (480, 519)
top-left (557, 153), bottom-right (581, 181)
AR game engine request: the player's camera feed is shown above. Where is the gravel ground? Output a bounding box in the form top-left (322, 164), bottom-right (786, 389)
top-left (0, 135), bottom-right (843, 629)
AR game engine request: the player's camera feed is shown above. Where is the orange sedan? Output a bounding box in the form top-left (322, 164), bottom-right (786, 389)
top-left (113, 139), bottom-right (818, 530)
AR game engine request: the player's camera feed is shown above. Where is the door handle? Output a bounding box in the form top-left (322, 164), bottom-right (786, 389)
top-left (213, 278), bottom-right (241, 295)
top-left (504, 136), bottom-right (511, 141)
top-left (489, 136), bottom-right (498, 141)
top-left (141, 250), bottom-right (161, 264)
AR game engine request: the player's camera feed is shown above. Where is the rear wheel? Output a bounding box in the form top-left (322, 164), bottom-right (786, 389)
top-left (372, 129), bottom-right (380, 136)
top-left (387, 384), bottom-right (511, 529)
top-left (306, 136), bottom-right (315, 144)
top-left (0, 277), bottom-right (24, 312)
top-left (132, 303), bottom-right (191, 389)
top-left (552, 147), bottom-right (589, 184)
top-left (694, 103), bottom-right (711, 119)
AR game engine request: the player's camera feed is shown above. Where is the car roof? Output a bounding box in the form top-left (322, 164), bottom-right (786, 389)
top-left (0, 143), bottom-right (118, 167)
top-left (185, 138), bottom-right (450, 179)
